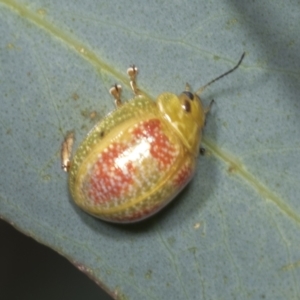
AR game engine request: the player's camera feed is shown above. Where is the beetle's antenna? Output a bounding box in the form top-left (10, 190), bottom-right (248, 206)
top-left (196, 52), bottom-right (245, 95)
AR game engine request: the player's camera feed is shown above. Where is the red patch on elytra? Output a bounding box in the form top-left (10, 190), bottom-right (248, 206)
top-left (132, 119), bottom-right (176, 168)
top-left (173, 164), bottom-right (192, 187)
top-left (87, 142), bottom-right (135, 204)
top-left (86, 118), bottom-right (178, 205)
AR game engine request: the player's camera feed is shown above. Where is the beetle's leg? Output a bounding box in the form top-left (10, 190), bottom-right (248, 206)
top-left (204, 99), bottom-right (214, 115)
top-left (127, 65), bottom-right (140, 96)
top-left (61, 131), bottom-right (75, 172)
top-left (109, 84), bottom-right (123, 108)
top-left (203, 99), bottom-right (215, 127)
top-left (199, 101), bottom-right (214, 156)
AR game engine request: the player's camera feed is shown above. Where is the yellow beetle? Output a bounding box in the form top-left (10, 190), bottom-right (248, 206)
top-left (62, 53), bottom-right (245, 223)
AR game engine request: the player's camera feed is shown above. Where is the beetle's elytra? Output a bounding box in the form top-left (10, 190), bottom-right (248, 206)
top-left (62, 53), bottom-right (245, 223)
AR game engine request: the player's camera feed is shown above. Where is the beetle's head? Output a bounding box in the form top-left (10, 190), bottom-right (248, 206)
top-left (157, 91), bottom-right (205, 155)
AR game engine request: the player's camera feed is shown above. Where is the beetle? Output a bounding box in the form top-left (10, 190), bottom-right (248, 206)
top-left (61, 53), bottom-right (245, 223)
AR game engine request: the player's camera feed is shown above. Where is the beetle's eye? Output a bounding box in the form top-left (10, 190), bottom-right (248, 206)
top-left (182, 99), bottom-right (191, 113)
top-left (182, 91), bottom-right (194, 100)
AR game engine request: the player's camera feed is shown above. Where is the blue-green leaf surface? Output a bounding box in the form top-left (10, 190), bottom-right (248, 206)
top-left (1, 0), bottom-right (300, 299)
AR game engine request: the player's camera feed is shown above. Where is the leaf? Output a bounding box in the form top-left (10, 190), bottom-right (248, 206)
top-left (1, 0), bottom-right (300, 299)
